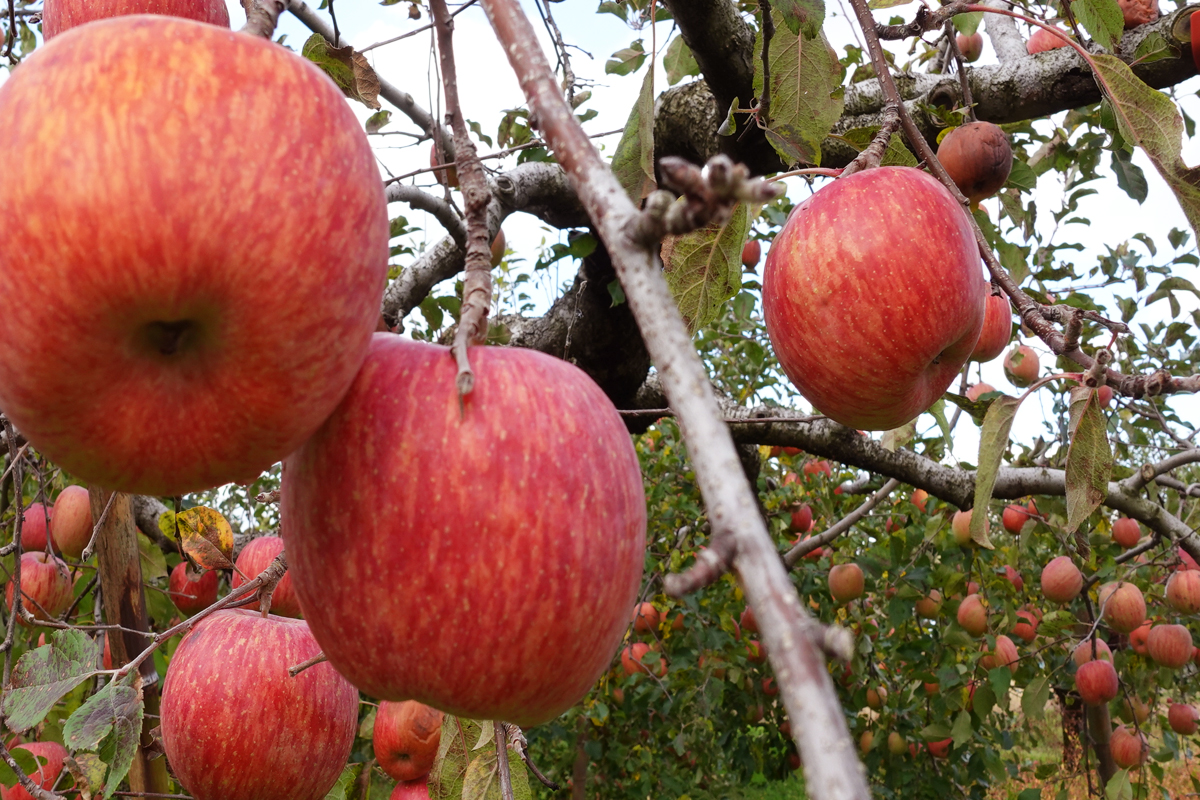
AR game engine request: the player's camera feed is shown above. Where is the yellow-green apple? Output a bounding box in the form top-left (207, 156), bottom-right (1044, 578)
top-left (957, 594), bottom-right (988, 636)
top-left (936, 122), bottom-right (1012, 207)
top-left (1040, 556), bottom-right (1082, 604)
top-left (828, 563), bottom-right (865, 603)
top-left (167, 562), bottom-right (219, 616)
top-left (956, 32), bottom-right (983, 61)
top-left (42, 0), bottom-right (229, 39)
top-left (1167, 569), bottom-right (1200, 613)
top-left (1072, 638), bottom-right (1112, 666)
top-left (1148, 623), bottom-right (1193, 668)
top-left (160, 609), bottom-right (357, 800)
top-left (762, 167), bottom-right (985, 430)
top-left (231, 536), bottom-right (301, 618)
top-left (1169, 703), bottom-right (1199, 735)
top-left (1098, 581), bottom-right (1146, 633)
top-left (1003, 345), bottom-right (1040, 387)
top-left (5, 552), bottom-right (74, 625)
top-left (279, 336), bottom-right (646, 727)
top-left (18, 503), bottom-right (53, 553)
top-left (48, 486), bottom-right (92, 560)
top-left (0, 17), bottom-right (388, 497)
top-left (1112, 517), bottom-right (1141, 548)
top-left (1109, 726), bottom-right (1148, 769)
top-left (887, 731), bottom-right (906, 755)
top-left (374, 701), bottom-right (443, 782)
top-left (0, 741), bottom-right (69, 800)
top-left (1075, 659), bottom-right (1118, 705)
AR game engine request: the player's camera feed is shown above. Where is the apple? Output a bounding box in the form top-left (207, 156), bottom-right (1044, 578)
top-left (431, 142), bottom-right (459, 188)
top-left (965, 382), bottom-right (995, 402)
top-left (280, 337), bottom-right (646, 727)
top-left (802, 460), bottom-right (833, 479)
top-left (1098, 581), bottom-right (1146, 634)
top-left (489, 229), bottom-right (507, 268)
top-left (1109, 726), bottom-right (1148, 769)
top-left (1003, 565), bottom-right (1024, 592)
top-left (1169, 703), bottom-right (1199, 735)
top-left (1001, 504), bottom-right (1031, 535)
top-left (952, 509), bottom-right (986, 546)
top-left (936, 122), bottom-right (1013, 207)
top-left (866, 686), bottom-right (887, 709)
top-left (1112, 517), bottom-right (1142, 548)
top-left (374, 701), bottom-right (444, 782)
top-left (966, 581), bottom-right (980, 595)
top-left (0, 17), bottom-right (389, 497)
top-left (911, 489), bottom-right (929, 513)
top-left (956, 32), bottom-right (984, 61)
top-left (1147, 623), bottom-right (1194, 668)
top-left (762, 166), bottom-right (985, 431)
top-left (1040, 555), bottom-right (1083, 604)
top-left (168, 562), bottom-right (219, 616)
top-left (957, 595), bottom-right (988, 637)
top-left (6, 552), bottom-right (74, 625)
top-left (161, 609), bottom-right (357, 800)
top-left (671, 613), bottom-right (685, 631)
top-left (1167, 569), bottom-right (1200, 613)
top-left (829, 563), bottom-right (865, 604)
top-left (1003, 345), bottom-right (1040, 388)
top-left (740, 606), bottom-right (759, 634)
top-left (926, 739), bottom-right (951, 759)
top-left (231, 536), bottom-right (302, 618)
top-left (390, 778), bottom-right (431, 800)
top-left (1071, 638), bottom-right (1112, 666)
top-left (980, 634), bottom-right (1018, 670)
top-left (48, 486), bottom-right (92, 560)
top-left (789, 504), bottom-right (814, 533)
top-left (742, 239), bottom-right (761, 268)
top-left (1119, 695), bottom-right (1150, 725)
top-left (1116, 0), bottom-right (1158, 27)
top-left (923, 682), bottom-right (939, 695)
top-left (632, 602), bottom-right (660, 633)
top-left (1012, 610), bottom-right (1038, 643)
top-left (887, 731), bottom-right (906, 755)
top-left (1097, 384), bottom-right (1114, 408)
top-left (0, 741), bottom-right (69, 800)
top-left (1026, 26), bottom-right (1070, 53)
top-left (915, 590), bottom-right (942, 619)
top-left (859, 731), bottom-right (874, 754)
top-left (746, 640), bottom-right (767, 664)
top-left (42, 0), bottom-right (228, 38)
top-left (1180, 547), bottom-right (1200, 571)
top-left (18, 503), bottom-right (53, 553)
top-left (762, 677), bottom-right (778, 696)
top-left (1074, 659), bottom-right (1118, 705)
top-left (1129, 620), bottom-right (1151, 655)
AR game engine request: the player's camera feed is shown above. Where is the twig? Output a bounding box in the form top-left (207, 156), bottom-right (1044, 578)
top-left (359, 0), bottom-right (479, 51)
top-left (2, 417), bottom-right (24, 685)
top-left (494, 721), bottom-right (514, 800)
top-left (943, 21), bottom-right (977, 121)
top-left (80, 491), bottom-right (120, 563)
top-left (535, 0), bottom-right (576, 106)
top-left (785, 479), bottom-right (900, 566)
top-left (509, 727), bottom-right (560, 790)
top-left (840, 105), bottom-right (901, 177)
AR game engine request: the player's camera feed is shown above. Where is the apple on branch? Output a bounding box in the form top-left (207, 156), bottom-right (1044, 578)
top-left (41, 0), bottom-right (230, 39)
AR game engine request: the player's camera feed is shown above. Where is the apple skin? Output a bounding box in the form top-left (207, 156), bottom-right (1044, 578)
top-left (965, 383), bottom-right (995, 402)
top-left (161, 609), bottom-right (357, 800)
top-left (0, 741), bottom-right (69, 800)
top-left (828, 563), bottom-right (865, 604)
top-left (48, 486), bottom-right (92, 560)
top-left (632, 602), bottom-right (660, 633)
top-left (1027, 27), bottom-right (1070, 53)
top-left (1040, 556), bottom-right (1083, 604)
top-left (1112, 517), bottom-right (1141, 548)
top-left (390, 778), bottom-right (431, 800)
top-left (231, 536), bottom-right (302, 618)
top-left (762, 166), bottom-right (985, 431)
top-left (18, 503), bottom-right (54, 553)
top-left (1110, 726), bottom-right (1148, 769)
top-left (490, 229), bottom-right (507, 268)
top-left (1072, 638), bottom-right (1112, 666)
top-left (6, 552), bottom-right (74, 625)
top-left (915, 590), bottom-right (942, 618)
top-left (1166, 569), bottom-right (1200, 613)
top-left (936, 122), bottom-right (1013, 207)
top-left (1075, 659), bottom-right (1119, 705)
top-left (280, 336), bottom-right (646, 727)
top-left (956, 32), bottom-right (983, 61)
top-left (373, 701), bottom-right (444, 783)
top-left (1147, 623), bottom-right (1193, 668)
top-left (42, 0), bottom-right (229, 38)
top-left (1169, 703), bottom-right (1199, 735)
top-left (957, 595), bottom-right (988, 637)
top-left (1098, 581), bottom-right (1146, 634)
top-left (979, 634), bottom-right (1018, 670)
top-left (1116, 0), bottom-right (1158, 27)
top-left (1002, 503), bottom-right (1030, 535)
top-left (1003, 345), bottom-right (1040, 388)
top-left (167, 562), bottom-right (219, 616)
top-left (0, 17), bottom-right (388, 497)
top-left (1129, 620), bottom-right (1151, 655)
top-left (741, 239), bottom-right (761, 268)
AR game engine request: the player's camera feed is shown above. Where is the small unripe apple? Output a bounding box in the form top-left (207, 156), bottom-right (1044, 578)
top-left (1074, 659), bottom-right (1119, 705)
top-left (915, 590), bottom-right (942, 619)
top-left (936, 122), bottom-right (1013, 206)
top-left (1129, 620), bottom-right (1151, 655)
top-left (632, 602), bottom-right (660, 633)
top-left (1169, 702), bottom-right (1199, 735)
top-left (887, 731), bottom-right (906, 755)
top-left (1003, 344), bottom-right (1040, 387)
top-left (741, 239), bottom-right (761, 268)
top-left (1098, 581), bottom-right (1146, 634)
top-left (1040, 556), bottom-right (1083, 604)
top-left (1147, 623), bottom-right (1194, 668)
top-left (829, 563), bottom-right (865, 604)
top-left (1116, 0), bottom-right (1158, 27)
top-left (1109, 725), bottom-right (1148, 769)
top-left (6, 552), bottom-right (74, 625)
top-left (965, 382), bottom-right (996, 402)
top-left (980, 634), bottom-right (1018, 670)
top-left (1071, 638), bottom-right (1112, 666)
top-left (168, 562), bottom-right (219, 616)
top-left (956, 32), bottom-right (983, 61)
top-left (48, 486), bottom-right (92, 560)
top-left (957, 594), bottom-right (988, 637)
top-left (373, 701), bottom-right (444, 783)
top-left (1112, 517), bottom-right (1141, 548)
top-left (1026, 26), bottom-right (1070, 54)
top-left (970, 293), bottom-right (1012, 363)
top-left (1167, 570), bottom-right (1200, 613)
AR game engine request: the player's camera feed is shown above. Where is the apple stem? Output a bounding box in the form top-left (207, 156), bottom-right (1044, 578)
top-left (287, 651), bottom-right (328, 678)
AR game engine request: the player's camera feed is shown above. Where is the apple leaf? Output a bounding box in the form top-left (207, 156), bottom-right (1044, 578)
top-left (661, 203), bottom-right (748, 335)
top-left (752, 9), bottom-right (844, 166)
top-left (64, 753), bottom-right (107, 800)
top-left (919, 723), bottom-right (951, 741)
top-left (301, 34), bottom-right (382, 110)
top-left (1021, 676), bottom-right (1052, 721)
top-left (1065, 387), bottom-right (1113, 533)
top-left (3, 629), bottom-right (98, 733)
top-left (610, 68), bottom-right (656, 202)
top-left (663, 36), bottom-right (700, 86)
top-left (322, 763), bottom-right (361, 800)
top-left (0, 748), bottom-right (46, 790)
top-left (176, 506), bottom-right (235, 572)
top-left (774, 0), bottom-right (825, 38)
top-left (970, 395), bottom-right (1022, 549)
top-left (950, 710), bottom-right (973, 747)
top-left (1106, 770), bottom-right (1133, 800)
top-left (460, 748), bottom-right (533, 800)
top-left (971, 683), bottom-right (996, 717)
top-left (137, 532), bottom-right (168, 582)
top-left (63, 672), bottom-right (143, 800)
top-left (365, 110), bottom-right (392, 134)
top-left (1073, 0), bottom-right (1123, 52)
top-left (837, 127), bottom-right (917, 167)
top-left (429, 716), bottom-right (480, 800)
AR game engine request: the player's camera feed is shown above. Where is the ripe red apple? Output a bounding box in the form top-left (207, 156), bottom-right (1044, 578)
top-left (1012, 610), bottom-right (1038, 643)
top-left (42, 0), bottom-right (229, 38)
top-left (1169, 703), bottom-right (1199, 735)
top-left (911, 489), bottom-right (929, 513)
top-left (1167, 570), bottom-right (1200, 613)
top-left (1040, 556), bottom-right (1083, 604)
top-left (1075, 659), bottom-right (1119, 705)
top-left (1112, 517), bottom-right (1142, 548)
top-left (952, 508), bottom-right (986, 546)
top-left (48, 486), bottom-right (92, 560)
top-left (936, 122), bottom-right (1013, 207)
top-left (746, 640), bottom-right (768, 664)
top-left (1097, 384), bottom-right (1114, 408)
top-left (957, 32), bottom-right (984, 61)
top-left (957, 594), bottom-right (988, 637)
top-left (1180, 547), bottom-right (1200, 571)
top-left (1072, 638), bottom-right (1112, 666)
top-left (1003, 345), bottom-right (1040, 388)
top-left (160, 610), bottom-right (358, 800)
top-left (1003, 565), bottom-right (1024, 592)
top-left (740, 606), bottom-right (759, 634)
top-left (802, 460), bottom-right (833, 479)
top-left (1129, 620), bottom-right (1151, 655)
top-left (789, 504), bottom-right (814, 533)
top-left (390, 778), bottom-right (431, 800)
top-left (6, 552), bottom-right (74, 625)
top-left (632, 602), bottom-right (660, 633)
top-left (18, 503), bottom-right (53, 553)
top-left (926, 738), bottom-right (951, 759)
top-left (829, 563), bottom-right (865, 604)
top-left (374, 701), bottom-right (444, 782)
top-left (866, 685), bottom-right (888, 709)
top-left (1098, 581), bottom-right (1146, 634)
top-left (762, 167), bottom-right (985, 430)
top-left (915, 590), bottom-right (943, 619)
top-left (980, 634), bottom-right (1019, 670)
top-left (280, 337), bottom-right (646, 727)
top-left (490, 229), bottom-right (507, 268)
top-left (969, 294), bottom-right (1012, 363)
top-left (230, 536), bottom-right (302, 618)
top-left (0, 17), bottom-right (388, 497)
top-left (1148, 623), bottom-right (1194, 668)
top-left (0, 741), bottom-right (69, 800)
top-left (1002, 504), bottom-right (1031, 535)
top-left (1116, 0), bottom-right (1158, 27)
top-left (431, 142), bottom-right (459, 188)
top-left (742, 239), bottom-right (761, 268)
top-left (1027, 26), bottom-right (1070, 53)
top-left (168, 562), bottom-right (219, 616)
top-left (1110, 725), bottom-right (1148, 769)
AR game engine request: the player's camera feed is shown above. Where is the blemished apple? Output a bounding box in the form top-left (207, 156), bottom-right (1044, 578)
top-left (828, 563), bottom-right (865, 604)
top-left (1098, 581), bottom-right (1146, 634)
top-left (6, 552), bottom-right (74, 625)
top-left (1075, 659), bottom-right (1119, 705)
top-left (1169, 703), bottom-right (1199, 735)
top-left (231, 536), bottom-right (302, 618)
top-left (936, 122), bottom-right (1013, 207)
top-left (0, 17), bottom-right (388, 497)
top-left (957, 594), bottom-right (988, 637)
top-left (1167, 569), bottom-right (1200, 613)
top-left (42, 0), bottom-right (229, 38)
top-left (1027, 26), bottom-right (1070, 53)
top-left (1109, 726), bottom-right (1148, 769)
top-left (762, 166), bottom-right (985, 430)
top-left (1040, 556), bottom-right (1083, 604)
top-left (1112, 517), bottom-right (1142, 548)
top-left (1116, 0), bottom-right (1158, 27)
top-left (168, 562), bottom-right (219, 616)
top-left (374, 701), bottom-right (444, 782)
top-left (48, 486), bottom-right (92, 560)
top-left (1071, 638), bottom-right (1112, 666)
top-left (1003, 345), bottom-right (1040, 388)
top-left (160, 609), bottom-right (358, 800)
top-left (0, 741), bottom-right (69, 800)
top-left (280, 336), bottom-right (646, 727)
top-left (1147, 623), bottom-right (1194, 668)
top-left (18, 503), bottom-right (53, 553)
top-left (956, 32), bottom-right (983, 61)
top-left (431, 142), bottom-right (459, 187)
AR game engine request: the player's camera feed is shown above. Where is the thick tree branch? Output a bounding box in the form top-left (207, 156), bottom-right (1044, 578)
top-left (982, 0), bottom-right (1027, 63)
top-left (386, 184), bottom-right (466, 248)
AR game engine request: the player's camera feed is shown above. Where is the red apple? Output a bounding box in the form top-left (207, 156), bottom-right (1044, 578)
top-left (280, 337), bottom-right (646, 727)
top-left (1072, 638), bottom-right (1112, 666)
top-left (1169, 703), bottom-right (1199, 735)
top-left (952, 509), bottom-right (986, 546)
top-left (746, 640), bottom-right (767, 664)
top-left (374, 701), bottom-right (444, 782)
top-left (48, 486), bottom-right (92, 560)
top-left (390, 778), bottom-right (431, 800)
top-left (1181, 547), bottom-right (1200, 571)
top-left (916, 590), bottom-right (943, 619)
top-left (1097, 385), bottom-right (1114, 408)
top-left (802, 460), bottom-right (833, 479)
top-left (1003, 345), bottom-right (1040, 388)
top-left (1012, 610), bottom-right (1038, 642)
top-left (1075, 659), bottom-right (1119, 705)
top-left (970, 294), bottom-right (1012, 362)
top-left (789, 504), bottom-right (814, 533)
top-left (632, 602), bottom-right (660, 633)
top-left (1002, 503), bottom-right (1031, 535)
top-left (489, 228), bottom-right (507, 268)
top-left (762, 166), bottom-right (985, 430)
top-left (42, 0), bottom-right (229, 38)
top-left (230, 536), bottom-right (302, 619)
top-left (1027, 26), bottom-right (1070, 53)
top-left (866, 685), bottom-right (888, 709)
top-left (1116, 0), bottom-right (1158, 27)
top-left (18, 503), bottom-right (53, 553)
top-left (966, 581), bottom-right (980, 595)
top-left (1040, 556), bottom-right (1083, 604)
top-left (1110, 725), bottom-right (1148, 769)
top-left (0, 17), bottom-right (388, 497)
top-left (829, 563), bottom-right (865, 604)
top-left (168, 562), bottom-right (219, 616)
top-left (924, 682), bottom-right (940, 695)
top-left (160, 609), bottom-right (358, 800)
top-left (621, 643), bottom-right (651, 677)
top-left (1167, 570), bottom-right (1200, 613)
top-left (0, 741), bottom-right (69, 800)
top-left (937, 122), bottom-right (1013, 207)
top-left (980, 634), bottom-right (1019, 670)
top-left (957, 595), bottom-right (988, 637)
top-left (1148, 623), bottom-right (1194, 668)
top-left (431, 142), bottom-right (459, 188)
top-left (742, 239), bottom-right (761, 268)
top-left (926, 738), bottom-right (951, 758)
top-left (5, 552), bottom-right (74, 625)
top-left (1129, 620), bottom-right (1151, 655)
top-left (1098, 581), bottom-right (1146, 634)
top-left (1112, 517), bottom-right (1142, 548)
top-left (957, 32), bottom-right (984, 61)
top-left (911, 489), bottom-right (929, 513)
top-left (1003, 565), bottom-right (1024, 592)
top-left (740, 606), bottom-right (759, 634)
top-left (965, 382), bottom-right (995, 402)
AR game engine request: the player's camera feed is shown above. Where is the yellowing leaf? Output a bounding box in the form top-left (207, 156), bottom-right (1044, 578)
top-left (1065, 387), bottom-right (1113, 532)
top-left (661, 203), bottom-right (748, 334)
top-left (611, 69), bottom-right (656, 202)
top-left (176, 507), bottom-right (235, 572)
top-left (970, 395), bottom-right (1023, 549)
top-left (301, 34), bottom-right (381, 110)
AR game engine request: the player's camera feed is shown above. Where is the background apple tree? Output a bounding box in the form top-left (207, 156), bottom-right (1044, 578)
top-left (3, 0), bottom-right (1200, 798)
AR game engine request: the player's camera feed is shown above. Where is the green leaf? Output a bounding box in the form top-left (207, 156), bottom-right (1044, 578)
top-left (868, 0), bottom-right (914, 8)
top-left (775, 0), bottom-right (825, 38)
top-left (950, 710), bottom-right (973, 747)
top-left (988, 666), bottom-right (1011, 700)
top-left (1005, 159), bottom-right (1037, 192)
top-left (430, 716), bottom-right (482, 800)
top-left (972, 684), bottom-right (996, 717)
top-left (0, 748), bottom-right (44, 790)
top-left (1106, 769), bottom-right (1133, 800)
top-left (919, 722), bottom-right (952, 741)
top-left (661, 203), bottom-right (749, 334)
top-left (837, 127), bottom-right (916, 166)
top-left (605, 40), bottom-right (646, 76)
top-left (970, 395), bottom-right (1022, 549)
top-left (1021, 676), bottom-right (1052, 720)
top-left (365, 110), bottom-right (392, 134)
top-left (1065, 387), bottom-right (1113, 533)
top-left (1147, 276), bottom-right (1200, 305)
top-left (663, 36), bottom-right (700, 86)
top-left (137, 532), bottom-right (167, 582)
top-left (1017, 789), bottom-right (1043, 800)
top-left (64, 673), bottom-right (143, 800)
top-left (3, 630), bottom-right (98, 733)
top-left (952, 12), bottom-right (983, 35)
top-left (300, 34), bottom-right (381, 110)
top-left (1111, 149), bottom-right (1148, 203)
top-left (1074, 0), bottom-right (1123, 52)
top-left (610, 69), bottom-right (656, 202)
top-left (323, 763), bottom-right (361, 800)
top-left (928, 399), bottom-right (953, 450)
